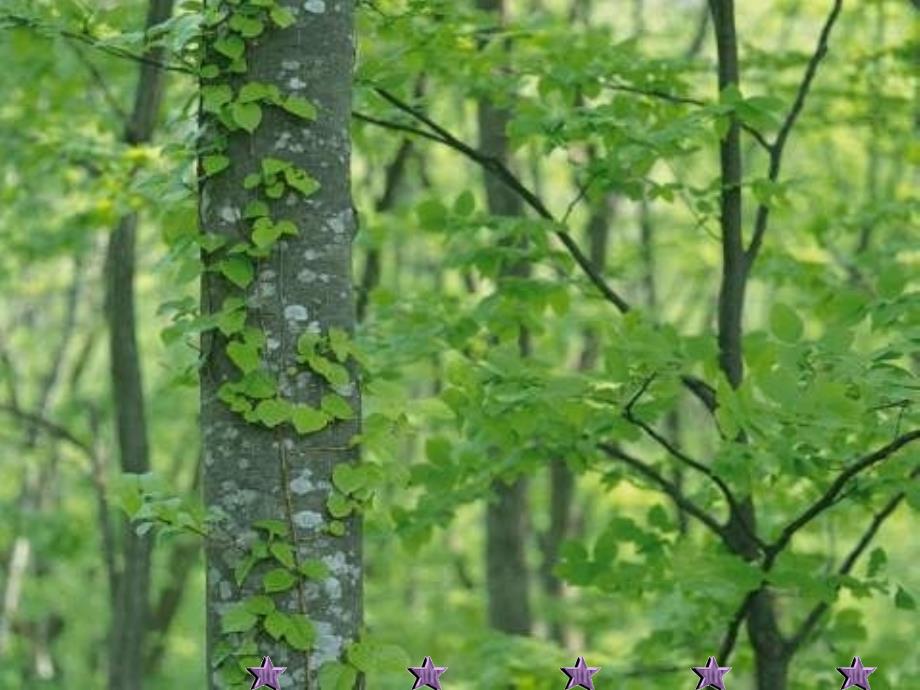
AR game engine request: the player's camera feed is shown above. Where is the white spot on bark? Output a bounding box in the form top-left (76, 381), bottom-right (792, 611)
top-left (323, 576), bottom-right (342, 601)
top-left (304, 0), bottom-right (326, 13)
top-left (219, 580), bottom-right (232, 600)
top-left (293, 510), bottom-right (324, 530)
top-left (266, 337), bottom-right (281, 352)
top-left (297, 268), bottom-right (317, 283)
top-left (303, 249), bottom-right (319, 261)
top-left (290, 468), bottom-right (315, 495)
top-left (312, 621), bottom-right (343, 665)
top-left (219, 206), bottom-right (240, 224)
top-left (284, 304), bottom-right (309, 321)
top-left (288, 77), bottom-right (307, 90)
top-left (282, 60), bottom-right (301, 71)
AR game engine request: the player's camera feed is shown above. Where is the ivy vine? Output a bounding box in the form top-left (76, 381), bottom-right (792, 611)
top-left (197, 1), bottom-right (387, 686)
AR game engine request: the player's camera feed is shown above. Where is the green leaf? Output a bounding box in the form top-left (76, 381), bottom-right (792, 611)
top-left (243, 595), bottom-right (275, 615)
top-left (229, 14), bottom-right (264, 38)
top-left (327, 520), bottom-right (346, 537)
top-left (243, 173), bottom-right (262, 189)
top-left (270, 542), bottom-right (295, 569)
top-left (238, 81), bottom-right (273, 103)
top-left (203, 154), bottom-right (230, 176)
top-left (282, 96), bottom-right (317, 121)
top-left (769, 303), bottom-right (804, 343)
top-left (219, 255), bottom-right (254, 289)
top-left (453, 190), bottom-right (475, 217)
top-left (243, 200), bottom-right (269, 219)
top-left (262, 157), bottom-right (290, 176)
top-left (253, 519), bottom-right (289, 539)
top-left (275, 220), bottom-right (298, 237)
top-left (347, 639), bottom-right (409, 673)
top-left (234, 553), bottom-right (258, 586)
top-left (263, 567), bottom-right (297, 593)
top-left (283, 615), bottom-right (315, 650)
top-left (232, 101), bottom-right (263, 133)
top-left (214, 35), bottom-right (245, 60)
top-left (308, 354), bottom-right (349, 386)
top-left (326, 492), bottom-right (353, 518)
top-left (299, 559), bottom-right (330, 580)
top-left (221, 604), bottom-right (257, 633)
top-left (202, 84), bottom-right (233, 113)
top-left (416, 199), bottom-right (447, 230)
top-left (226, 340), bottom-right (260, 374)
top-left (252, 218), bottom-right (282, 249)
top-left (318, 662), bottom-right (357, 690)
top-left (327, 327), bottom-right (351, 362)
top-left (263, 610), bottom-right (287, 640)
top-left (283, 167), bottom-right (320, 197)
top-left (332, 464), bottom-right (366, 495)
top-left (238, 370), bottom-right (276, 399)
top-left (255, 399), bottom-right (290, 428)
top-left (291, 404), bottom-right (329, 434)
top-left (269, 6), bottom-right (295, 28)
top-left (265, 181), bottom-right (285, 199)
top-left (895, 585), bottom-right (916, 610)
top-left (297, 332), bottom-right (321, 359)
top-left (321, 393), bottom-right (354, 420)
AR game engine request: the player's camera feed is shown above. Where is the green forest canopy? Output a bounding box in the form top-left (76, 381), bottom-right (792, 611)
top-left (0, 1), bottom-right (917, 689)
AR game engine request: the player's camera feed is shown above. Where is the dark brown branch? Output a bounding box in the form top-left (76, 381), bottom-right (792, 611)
top-left (0, 405), bottom-right (93, 458)
top-left (68, 43), bottom-right (130, 125)
top-left (371, 87), bottom-right (634, 313)
top-left (598, 443), bottom-right (730, 544)
top-left (745, 0), bottom-right (844, 269)
top-left (0, 14), bottom-right (194, 74)
top-left (596, 79), bottom-right (770, 151)
top-left (622, 378), bottom-right (764, 551)
top-left (785, 478), bottom-right (912, 653)
top-left (765, 429), bottom-right (920, 562)
top-left (357, 90), bottom-right (721, 414)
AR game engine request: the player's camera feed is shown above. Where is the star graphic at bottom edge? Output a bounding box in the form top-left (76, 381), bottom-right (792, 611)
top-left (692, 656), bottom-right (732, 690)
top-left (561, 656), bottom-right (600, 690)
top-left (837, 656), bottom-right (876, 690)
top-left (408, 655), bottom-right (448, 690)
top-left (247, 655), bottom-right (287, 690)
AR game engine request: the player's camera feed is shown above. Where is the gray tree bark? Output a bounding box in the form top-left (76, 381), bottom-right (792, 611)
top-left (477, 0), bottom-right (533, 638)
top-left (200, 1), bottom-right (361, 688)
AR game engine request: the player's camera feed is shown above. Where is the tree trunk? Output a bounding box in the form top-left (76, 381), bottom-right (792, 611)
top-left (708, 3), bottom-right (789, 689)
top-left (104, 3), bottom-right (174, 689)
top-left (199, 1), bottom-right (361, 687)
top-left (477, 0), bottom-right (533, 638)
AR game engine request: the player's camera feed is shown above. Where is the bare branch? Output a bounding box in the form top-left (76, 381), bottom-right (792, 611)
top-left (745, 0), bottom-right (844, 268)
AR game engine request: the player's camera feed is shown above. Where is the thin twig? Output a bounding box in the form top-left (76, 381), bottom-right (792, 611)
top-left (765, 429), bottom-right (920, 563)
top-left (745, 0), bottom-right (844, 268)
top-left (598, 442), bottom-right (730, 545)
top-left (785, 475), bottom-right (913, 653)
top-left (622, 377), bottom-right (765, 551)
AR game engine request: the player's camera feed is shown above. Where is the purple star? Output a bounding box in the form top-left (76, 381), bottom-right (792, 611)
top-left (247, 656), bottom-right (286, 690)
top-left (692, 656), bottom-right (731, 690)
top-left (408, 656), bottom-right (447, 690)
top-left (561, 656), bottom-right (600, 690)
top-left (837, 656), bottom-right (876, 690)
